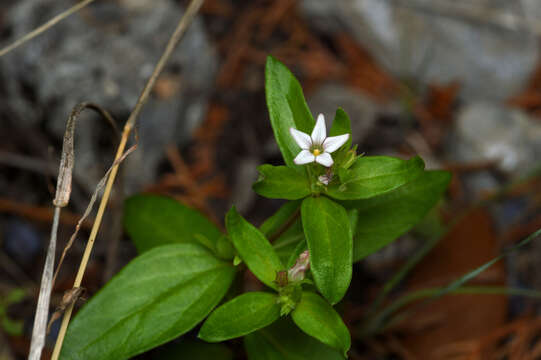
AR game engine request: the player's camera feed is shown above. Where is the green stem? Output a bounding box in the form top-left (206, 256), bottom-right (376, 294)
top-left (268, 209), bottom-right (300, 243)
top-left (369, 232), bottom-right (442, 314)
top-left (272, 234), bottom-right (304, 250)
top-left (361, 228), bottom-right (541, 337)
top-left (361, 285), bottom-right (541, 337)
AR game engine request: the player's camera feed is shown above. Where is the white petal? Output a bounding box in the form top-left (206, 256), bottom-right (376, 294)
top-left (323, 134), bottom-right (349, 153)
top-left (294, 150), bottom-right (315, 165)
top-left (311, 114), bottom-right (327, 145)
top-left (290, 128), bottom-right (312, 150)
top-left (315, 152), bottom-right (333, 167)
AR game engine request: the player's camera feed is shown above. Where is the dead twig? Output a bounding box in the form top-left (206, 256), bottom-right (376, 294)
top-left (28, 206), bottom-right (61, 360)
top-left (29, 102), bottom-right (119, 360)
top-left (0, 0), bottom-right (97, 58)
top-left (52, 136), bottom-right (137, 287)
top-left (46, 287), bottom-right (86, 335)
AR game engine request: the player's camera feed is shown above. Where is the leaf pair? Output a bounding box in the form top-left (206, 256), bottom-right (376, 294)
top-left (199, 290), bottom-right (350, 357)
top-left (198, 207), bottom-right (351, 357)
top-left (254, 155), bottom-right (426, 202)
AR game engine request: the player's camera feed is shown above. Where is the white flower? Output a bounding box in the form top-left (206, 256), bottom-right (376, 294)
top-left (289, 114), bottom-right (349, 167)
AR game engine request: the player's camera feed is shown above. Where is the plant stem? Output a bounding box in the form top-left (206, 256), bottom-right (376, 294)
top-left (269, 209), bottom-right (300, 242)
top-left (368, 232), bottom-right (442, 314)
top-left (361, 285), bottom-right (541, 337)
top-left (50, 1), bottom-right (205, 358)
top-left (361, 227), bottom-right (541, 337)
top-left (28, 206), bottom-right (60, 360)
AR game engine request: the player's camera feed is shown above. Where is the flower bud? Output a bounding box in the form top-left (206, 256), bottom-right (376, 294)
top-left (287, 250), bottom-right (310, 282)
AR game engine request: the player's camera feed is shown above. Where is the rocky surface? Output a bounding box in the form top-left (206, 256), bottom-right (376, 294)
top-left (448, 102), bottom-right (541, 175)
top-left (301, 0), bottom-right (539, 102)
top-left (0, 0), bottom-right (217, 192)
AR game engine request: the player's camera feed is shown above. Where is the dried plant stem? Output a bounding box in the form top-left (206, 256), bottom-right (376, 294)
top-left (29, 103), bottom-right (119, 360)
top-left (28, 206), bottom-right (60, 360)
top-left (0, 0), bottom-right (97, 58)
top-left (50, 103), bottom-right (120, 287)
top-left (50, 0), bottom-right (205, 358)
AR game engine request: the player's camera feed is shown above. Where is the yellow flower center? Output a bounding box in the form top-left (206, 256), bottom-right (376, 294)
top-left (312, 149), bottom-right (321, 156)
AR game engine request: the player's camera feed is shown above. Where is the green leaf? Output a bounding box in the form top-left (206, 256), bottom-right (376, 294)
top-left (347, 209), bottom-right (359, 234)
top-left (265, 56), bottom-right (314, 168)
top-left (286, 240), bottom-right (308, 268)
top-left (199, 292), bottom-right (281, 342)
top-left (301, 196), bottom-right (352, 304)
top-left (253, 165), bottom-right (311, 200)
top-left (244, 318), bottom-right (343, 360)
top-left (291, 292), bottom-right (350, 357)
top-left (157, 340), bottom-right (233, 360)
top-left (260, 200), bottom-right (300, 238)
top-left (215, 235), bottom-right (236, 260)
top-left (226, 207), bottom-right (284, 289)
top-left (60, 244), bottom-right (235, 360)
top-left (329, 108), bottom-right (352, 150)
top-left (124, 195), bottom-right (222, 253)
top-left (272, 218), bottom-right (305, 265)
top-left (327, 156), bottom-right (425, 200)
top-left (346, 170), bottom-right (451, 262)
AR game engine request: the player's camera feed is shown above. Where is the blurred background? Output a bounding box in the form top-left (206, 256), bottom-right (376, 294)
top-left (0, 0), bottom-right (541, 358)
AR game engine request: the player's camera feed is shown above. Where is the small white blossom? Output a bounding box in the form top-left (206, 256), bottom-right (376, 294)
top-left (289, 114), bottom-right (349, 167)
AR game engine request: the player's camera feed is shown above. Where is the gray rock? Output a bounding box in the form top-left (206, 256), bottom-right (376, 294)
top-left (307, 84), bottom-right (377, 144)
top-left (1, 0), bottom-right (217, 192)
top-left (449, 102), bottom-right (541, 174)
top-left (301, 0), bottom-right (539, 102)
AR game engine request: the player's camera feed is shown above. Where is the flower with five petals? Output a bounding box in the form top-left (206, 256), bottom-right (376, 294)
top-left (289, 114), bottom-right (349, 167)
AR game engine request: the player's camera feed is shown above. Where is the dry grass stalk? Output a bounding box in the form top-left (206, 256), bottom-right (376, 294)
top-left (0, 0), bottom-right (97, 58)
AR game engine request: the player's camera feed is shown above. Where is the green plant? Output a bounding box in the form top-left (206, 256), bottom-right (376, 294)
top-left (59, 57), bottom-right (450, 359)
